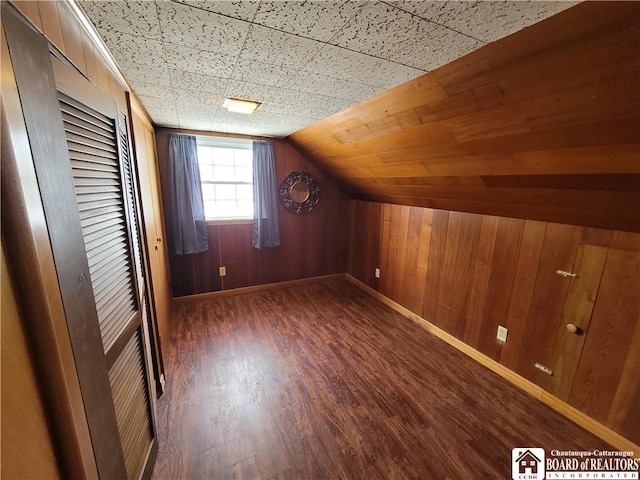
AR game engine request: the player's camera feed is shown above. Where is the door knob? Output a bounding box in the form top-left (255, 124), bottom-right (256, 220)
top-left (566, 323), bottom-right (579, 334)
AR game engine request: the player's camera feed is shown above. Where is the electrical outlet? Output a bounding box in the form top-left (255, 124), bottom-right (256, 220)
top-left (496, 325), bottom-right (508, 342)
top-left (219, 266), bottom-right (227, 277)
top-left (375, 268), bottom-right (380, 278)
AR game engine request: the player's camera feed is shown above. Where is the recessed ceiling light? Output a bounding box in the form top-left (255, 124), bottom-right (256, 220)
top-left (222, 98), bottom-right (261, 114)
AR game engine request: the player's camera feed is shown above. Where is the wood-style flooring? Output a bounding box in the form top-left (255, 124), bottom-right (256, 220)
top-left (152, 278), bottom-right (609, 479)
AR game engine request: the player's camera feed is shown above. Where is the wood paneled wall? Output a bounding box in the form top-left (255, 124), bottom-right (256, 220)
top-left (348, 200), bottom-right (640, 444)
top-left (1, 244), bottom-right (60, 479)
top-left (3, 2), bottom-right (164, 477)
top-left (289, 3), bottom-right (640, 233)
top-left (13, 0), bottom-right (128, 109)
top-left (155, 128), bottom-right (349, 297)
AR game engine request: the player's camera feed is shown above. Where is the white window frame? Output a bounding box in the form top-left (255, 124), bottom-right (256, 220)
top-left (196, 136), bottom-right (254, 224)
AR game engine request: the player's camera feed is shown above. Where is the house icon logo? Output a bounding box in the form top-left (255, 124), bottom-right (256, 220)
top-left (512, 448), bottom-right (545, 480)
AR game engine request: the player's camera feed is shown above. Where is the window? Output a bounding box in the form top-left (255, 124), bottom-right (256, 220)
top-left (196, 136), bottom-right (253, 221)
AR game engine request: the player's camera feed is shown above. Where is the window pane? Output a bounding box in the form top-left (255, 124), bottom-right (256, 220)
top-left (235, 167), bottom-right (252, 182)
top-left (213, 165), bottom-right (235, 182)
top-left (197, 147), bottom-right (213, 164)
top-left (215, 184), bottom-right (236, 200)
top-left (199, 164), bottom-right (214, 182)
top-left (214, 200), bottom-right (236, 217)
top-left (201, 183), bottom-right (216, 200)
top-left (235, 150), bottom-right (252, 167)
top-left (236, 184), bottom-right (252, 200)
top-left (197, 138), bottom-right (254, 220)
top-left (238, 200), bottom-right (253, 217)
top-left (213, 148), bottom-right (234, 165)
top-left (204, 201), bottom-right (216, 219)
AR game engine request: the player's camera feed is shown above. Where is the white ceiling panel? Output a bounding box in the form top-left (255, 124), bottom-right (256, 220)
top-left (169, 70), bottom-right (228, 95)
top-left (230, 58), bottom-right (298, 88)
top-left (163, 42), bottom-right (237, 78)
top-left (138, 95), bottom-right (176, 112)
top-left (224, 80), bottom-right (282, 103)
top-left (395, 0), bottom-right (578, 43)
top-left (252, 0), bottom-right (364, 42)
top-left (79, 0), bottom-right (162, 39)
top-left (131, 81), bottom-right (174, 99)
top-left (178, 0), bottom-right (261, 22)
top-left (157, 1), bottom-right (250, 55)
top-left (119, 61), bottom-right (172, 87)
top-left (81, 0), bottom-right (579, 137)
top-left (239, 24), bottom-right (324, 69)
top-left (286, 71), bottom-right (383, 102)
top-left (99, 30), bottom-right (166, 67)
top-left (331, 2), bottom-right (482, 71)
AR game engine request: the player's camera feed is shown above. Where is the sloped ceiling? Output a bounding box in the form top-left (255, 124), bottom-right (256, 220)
top-left (80, 0), bottom-right (575, 137)
top-left (288, 2), bottom-right (640, 232)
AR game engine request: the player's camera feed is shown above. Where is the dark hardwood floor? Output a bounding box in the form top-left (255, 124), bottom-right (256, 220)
top-left (152, 278), bottom-right (609, 480)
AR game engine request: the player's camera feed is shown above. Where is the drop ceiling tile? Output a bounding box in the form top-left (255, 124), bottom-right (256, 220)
top-left (393, 0), bottom-right (472, 21)
top-left (157, 1), bottom-right (250, 56)
top-left (231, 59), bottom-right (299, 88)
top-left (224, 80), bottom-right (282, 103)
top-left (164, 42), bottom-right (237, 78)
top-left (138, 94), bottom-right (176, 112)
top-left (270, 89), bottom-right (353, 116)
top-left (119, 61), bottom-right (171, 87)
top-left (173, 89), bottom-right (225, 110)
top-left (331, 2), bottom-right (482, 71)
top-left (209, 122), bottom-right (249, 133)
top-left (239, 24), bottom-right (324, 69)
top-left (418, 1), bottom-right (579, 43)
top-left (252, 1), bottom-right (364, 42)
top-left (287, 71), bottom-right (384, 102)
top-left (177, 1), bottom-right (261, 21)
top-left (301, 44), bottom-right (386, 84)
top-left (131, 81), bottom-right (172, 100)
top-left (178, 117), bottom-right (213, 131)
top-left (211, 109), bottom-right (251, 127)
top-left (302, 44), bottom-right (423, 89)
top-left (79, 1), bottom-right (161, 39)
top-left (169, 70), bottom-right (229, 95)
top-left (149, 110), bottom-right (180, 128)
top-left (371, 59), bottom-right (426, 89)
top-left (262, 103), bottom-right (331, 121)
top-left (98, 30), bottom-right (166, 68)
top-left (245, 112), bottom-right (314, 135)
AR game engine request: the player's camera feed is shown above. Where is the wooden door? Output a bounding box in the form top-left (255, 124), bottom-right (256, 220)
top-left (3, 5), bottom-right (157, 478)
top-left (130, 99), bottom-right (171, 389)
top-left (568, 248), bottom-right (640, 444)
top-left (539, 244), bottom-right (608, 400)
top-left (516, 229), bottom-right (607, 400)
top-left (131, 102), bottom-right (171, 351)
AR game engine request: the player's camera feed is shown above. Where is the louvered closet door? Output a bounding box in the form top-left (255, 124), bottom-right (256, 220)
top-left (2, 6), bottom-right (158, 477)
top-left (54, 60), bottom-right (157, 479)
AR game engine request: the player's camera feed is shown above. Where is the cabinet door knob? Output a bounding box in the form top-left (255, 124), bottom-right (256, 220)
top-left (566, 323), bottom-right (579, 334)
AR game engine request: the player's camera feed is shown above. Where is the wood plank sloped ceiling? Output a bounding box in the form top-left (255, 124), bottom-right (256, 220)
top-left (288, 2), bottom-right (640, 233)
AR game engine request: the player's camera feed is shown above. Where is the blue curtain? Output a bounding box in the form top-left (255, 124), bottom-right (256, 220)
top-left (168, 134), bottom-right (209, 255)
top-left (252, 141), bottom-right (280, 248)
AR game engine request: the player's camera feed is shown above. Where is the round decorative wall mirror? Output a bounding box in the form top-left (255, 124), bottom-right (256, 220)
top-left (279, 170), bottom-right (319, 214)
